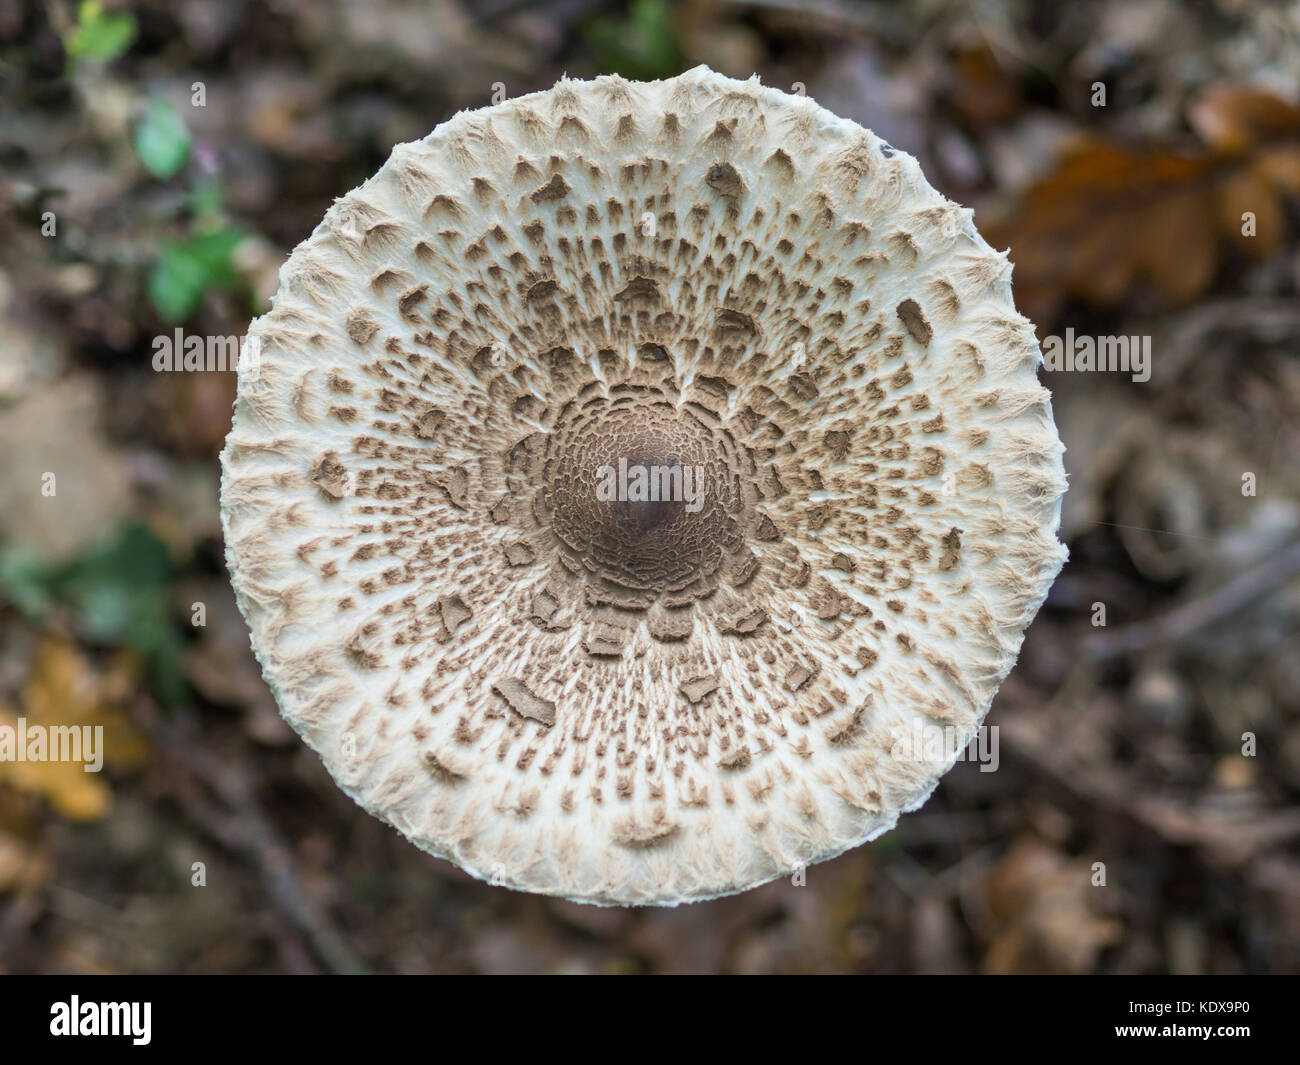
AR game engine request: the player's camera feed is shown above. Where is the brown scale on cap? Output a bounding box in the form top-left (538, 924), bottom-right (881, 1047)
top-left (220, 67), bottom-right (1067, 906)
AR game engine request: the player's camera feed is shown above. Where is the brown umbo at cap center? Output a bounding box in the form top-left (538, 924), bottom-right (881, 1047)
top-left (220, 66), bottom-right (1067, 905)
top-left (546, 397), bottom-right (740, 598)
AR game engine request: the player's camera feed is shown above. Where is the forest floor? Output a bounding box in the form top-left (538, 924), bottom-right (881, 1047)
top-left (0, 0), bottom-right (1298, 972)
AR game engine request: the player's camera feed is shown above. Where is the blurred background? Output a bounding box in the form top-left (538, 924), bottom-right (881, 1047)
top-left (1, 0), bottom-right (1298, 973)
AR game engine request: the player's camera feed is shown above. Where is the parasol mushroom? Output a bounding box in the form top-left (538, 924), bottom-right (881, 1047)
top-left (220, 66), bottom-right (1067, 905)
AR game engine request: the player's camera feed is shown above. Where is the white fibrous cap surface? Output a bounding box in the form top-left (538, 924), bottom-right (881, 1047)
top-left (220, 66), bottom-right (1068, 906)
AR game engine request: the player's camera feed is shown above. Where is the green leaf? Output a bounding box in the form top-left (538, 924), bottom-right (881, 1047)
top-left (62, 523), bottom-right (171, 640)
top-left (0, 523), bottom-right (189, 707)
top-left (0, 545), bottom-right (58, 618)
top-left (134, 98), bottom-right (192, 179)
top-left (148, 244), bottom-right (207, 322)
top-left (188, 179), bottom-right (225, 221)
top-left (148, 227), bottom-right (243, 321)
top-left (65, 0), bottom-right (137, 62)
top-left (63, 524), bottom-right (187, 706)
top-left (583, 0), bottom-right (683, 81)
top-left (78, 525), bottom-right (186, 706)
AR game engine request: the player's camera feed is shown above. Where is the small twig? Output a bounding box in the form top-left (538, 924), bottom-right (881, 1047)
top-left (1090, 520), bottom-right (1221, 543)
top-left (1156, 298), bottom-right (1300, 382)
top-left (1084, 539), bottom-right (1300, 661)
top-left (473, 0), bottom-right (607, 22)
top-left (997, 705), bottom-right (1300, 860)
top-left (149, 719), bottom-right (367, 974)
top-left (722, 0), bottom-right (875, 32)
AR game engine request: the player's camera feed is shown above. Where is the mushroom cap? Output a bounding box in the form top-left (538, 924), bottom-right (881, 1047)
top-left (220, 66), bottom-right (1067, 906)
